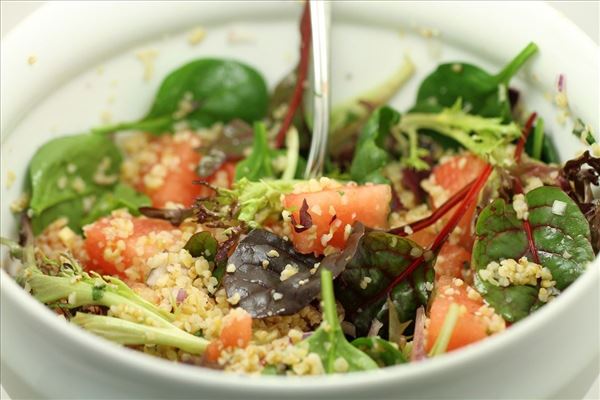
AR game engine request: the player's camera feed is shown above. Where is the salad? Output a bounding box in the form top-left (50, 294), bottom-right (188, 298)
top-left (2, 3), bottom-right (599, 376)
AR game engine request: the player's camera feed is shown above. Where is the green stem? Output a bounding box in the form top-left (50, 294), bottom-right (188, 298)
top-left (72, 313), bottom-right (209, 354)
top-left (320, 269), bottom-right (338, 331)
top-left (428, 303), bottom-right (461, 356)
top-left (532, 118), bottom-right (545, 160)
top-left (91, 115), bottom-right (173, 135)
top-left (281, 126), bottom-right (299, 180)
top-left (495, 42), bottom-right (539, 85)
top-left (27, 273), bottom-right (174, 327)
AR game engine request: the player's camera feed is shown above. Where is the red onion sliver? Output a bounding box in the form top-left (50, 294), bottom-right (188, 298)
top-left (176, 288), bottom-right (188, 304)
top-left (557, 73), bottom-right (565, 92)
top-left (411, 306), bottom-right (427, 362)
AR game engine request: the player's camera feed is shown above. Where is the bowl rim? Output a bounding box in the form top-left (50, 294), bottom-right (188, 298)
top-left (1, 0), bottom-right (599, 393)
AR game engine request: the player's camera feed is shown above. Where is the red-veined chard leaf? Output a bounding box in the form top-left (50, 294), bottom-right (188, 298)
top-left (335, 230), bottom-right (434, 337)
top-left (472, 186), bottom-right (594, 322)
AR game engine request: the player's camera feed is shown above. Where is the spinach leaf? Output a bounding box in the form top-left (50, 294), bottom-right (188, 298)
top-left (222, 229), bottom-right (321, 318)
top-left (235, 122), bottom-right (274, 181)
top-left (415, 42), bottom-right (538, 121)
top-left (301, 269), bottom-right (378, 373)
top-left (81, 183), bottom-right (151, 226)
top-left (351, 336), bottom-right (406, 367)
top-left (31, 197), bottom-right (86, 235)
top-left (349, 106), bottom-right (400, 184)
top-left (184, 232), bottom-right (218, 261)
top-left (94, 59), bottom-right (268, 134)
top-left (28, 133), bottom-right (122, 215)
top-left (472, 186), bottom-right (594, 321)
top-left (335, 231), bottom-right (433, 336)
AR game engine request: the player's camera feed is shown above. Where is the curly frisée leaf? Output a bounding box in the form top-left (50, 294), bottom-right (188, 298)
top-left (222, 229), bottom-right (321, 318)
top-left (301, 269), bottom-right (378, 373)
top-left (396, 103), bottom-right (521, 169)
top-left (472, 186), bottom-right (594, 321)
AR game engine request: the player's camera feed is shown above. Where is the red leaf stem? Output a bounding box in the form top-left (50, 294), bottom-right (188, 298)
top-left (512, 177), bottom-right (541, 264)
top-left (514, 112), bottom-right (537, 163)
top-left (388, 179), bottom-right (474, 236)
top-left (375, 164), bottom-right (494, 302)
top-left (274, 2), bottom-right (312, 148)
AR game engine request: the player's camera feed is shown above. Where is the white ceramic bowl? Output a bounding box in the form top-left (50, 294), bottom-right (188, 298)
top-left (1, 2), bottom-right (598, 399)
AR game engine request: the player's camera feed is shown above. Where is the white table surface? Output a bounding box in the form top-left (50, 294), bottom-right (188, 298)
top-left (1, 1), bottom-right (599, 399)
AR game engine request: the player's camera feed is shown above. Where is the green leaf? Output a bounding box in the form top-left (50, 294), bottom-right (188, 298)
top-left (525, 118), bottom-right (560, 163)
top-left (397, 104), bottom-right (521, 168)
top-left (349, 106), bottom-right (400, 184)
top-left (472, 186), bottom-right (594, 321)
top-left (335, 231), bottom-right (433, 336)
top-left (183, 231), bottom-right (218, 261)
top-left (235, 122), bottom-right (274, 181)
top-left (81, 183), bottom-right (151, 226)
top-left (351, 336), bottom-right (406, 367)
top-left (31, 197), bottom-right (86, 235)
top-left (217, 178), bottom-right (297, 226)
top-left (327, 58), bottom-right (415, 154)
top-left (28, 133), bottom-right (122, 215)
top-left (301, 270), bottom-right (378, 373)
top-left (415, 42), bottom-right (538, 121)
top-left (93, 59), bottom-right (268, 134)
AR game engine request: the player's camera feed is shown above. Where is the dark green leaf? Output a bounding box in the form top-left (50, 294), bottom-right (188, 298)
top-left (28, 133), bottom-right (122, 215)
top-left (472, 186), bottom-right (594, 321)
top-left (335, 231), bottom-right (433, 336)
top-left (31, 197), bottom-right (87, 235)
top-left (351, 336), bottom-right (406, 367)
top-left (183, 232), bottom-right (218, 261)
top-left (415, 42), bottom-right (538, 121)
top-left (81, 184), bottom-right (151, 226)
top-left (302, 270), bottom-right (378, 373)
top-left (349, 106), bottom-right (400, 183)
top-left (93, 59), bottom-right (268, 134)
top-left (235, 122), bottom-right (275, 181)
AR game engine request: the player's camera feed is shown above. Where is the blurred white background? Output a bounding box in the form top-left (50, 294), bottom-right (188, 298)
top-left (0, 1), bottom-right (598, 399)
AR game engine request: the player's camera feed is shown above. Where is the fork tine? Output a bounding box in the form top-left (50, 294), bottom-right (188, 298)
top-left (304, 0), bottom-right (331, 179)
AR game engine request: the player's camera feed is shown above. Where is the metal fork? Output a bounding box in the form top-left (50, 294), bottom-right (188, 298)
top-left (304, 0), bottom-right (332, 179)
